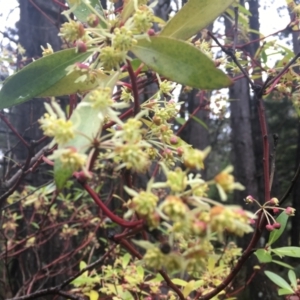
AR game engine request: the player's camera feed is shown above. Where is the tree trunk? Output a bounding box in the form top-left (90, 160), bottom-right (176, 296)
top-left (8, 1), bottom-right (64, 297)
top-left (289, 2), bottom-right (300, 247)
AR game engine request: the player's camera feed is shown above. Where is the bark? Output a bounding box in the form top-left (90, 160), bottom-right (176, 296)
top-left (289, 4), bottom-right (300, 247)
top-left (7, 1), bottom-right (65, 297)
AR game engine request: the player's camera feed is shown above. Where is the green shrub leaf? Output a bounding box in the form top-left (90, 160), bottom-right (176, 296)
top-left (0, 48), bottom-right (91, 109)
top-left (66, 0), bottom-right (106, 28)
top-left (268, 211), bottom-right (289, 246)
top-left (254, 249), bottom-right (272, 263)
top-left (131, 37), bottom-right (232, 90)
top-left (160, 0), bottom-right (234, 40)
top-left (272, 247), bottom-right (300, 258)
top-left (265, 271), bottom-right (294, 293)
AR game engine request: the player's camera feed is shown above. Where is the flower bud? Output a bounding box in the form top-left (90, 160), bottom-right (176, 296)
top-left (147, 28), bottom-right (155, 36)
top-left (266, 224), bottom-right (274, 231)
top-left (87, 14), bottom-right (99, 27)
top-left (76, 40), bottom-right (87, 53)
top-left (273, 222), bottom-right (281, 229)
top-left (269, 197), bottom-right (279, 206)
top-left (285, 207), bottom-right (296, 216)
top-left (245, 195), bottom-right (254, 204)
top-left (170, 136), bottom-right (178, 145)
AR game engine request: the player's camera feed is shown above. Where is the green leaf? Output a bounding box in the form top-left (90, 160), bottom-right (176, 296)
top-left (38, 70), bottom-right (109, 97)
top-left (120, 0), bottom-right (135, 23)
top-left (136, 265), bottom-right (144, 280)
top-left (80, 260), bottom-right (87, 271)
top-left (261, 50), bottom-right (267, 64)
top-left (160, 0), bottom-right (234, 40)
top-left (131, 239), bottom-right (156, 250)
top-left (54, 159), bottom-right (74, 190)
top-left (288, 270), bottom-right (297, 290)
top-left (265, 271), bottom-right (294, 293)
top-left (268, 211), bottom-right (289, 246)
top-left (66, 0), bottom-right (107, 28)
top-left (236, 3), bottom-right (252, 16)
top-left (0, 48), bottom-right (91, 109)
top-left (54, 71), bottom-right (119, 188)
top-left (272, 247), bottom-right (300, 258)
top-left (89, 290), bottom-right (99, 300)
top-left (191, 115), bottom-right (208, 130)
top-left (272, 260), bottom-right (294, 269)
top-left (172, 278), bottom-right (187, 286)
top-left (254, 249), bottom-right (272, 263)
top-left (278, 288), bottom-right (295, 296)
top-left (122, 253), bottom-right (131, 269)
top-left (183, 280), bottom-right (196, 297)
top-left (131, 37), bottom-right (232, 90)
top-left (175, 117), bottom-right (186, 125)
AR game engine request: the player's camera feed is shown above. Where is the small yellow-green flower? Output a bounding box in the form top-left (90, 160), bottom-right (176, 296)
top-left (133, 5), bottom-right (154, 33)
top-left (130, 191), bottom-right (158, 216)
top-left (80, 87), bottom-right (128, 124)
top-left (167, 167), bottom-right (187, 193)
top-left (59, 20), bottom-right (85, 42)
top-left (183, 147), bottom-right (211, 170)
top-left (99, 46), bottom-right (125, 70)
top-left (214, 166), bottom-right (245, 201)
top-left (40, 43), bottom-right (53, 56)
top-left (112, 27), bottom-right (137, 51)
top-left (39, 100), bottom-right (75, 146)
top-left (49, 147), bottom-right (87, 172)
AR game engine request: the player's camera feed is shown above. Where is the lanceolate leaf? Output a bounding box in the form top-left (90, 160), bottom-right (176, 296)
top-left (160, 0), bottom-right (234, 40)
top-left (0, 49), bottom-right (91, 109)
top-left (265, 271), bottom-right (294, 294)
top-left (268, 211), bottom-right (289, 246)
top-left (38, 71), bottom-right (109, 97)
top-left (66, 0), bottom-right (106, 28)
top-left (131, 37), bottom-right (232, 90)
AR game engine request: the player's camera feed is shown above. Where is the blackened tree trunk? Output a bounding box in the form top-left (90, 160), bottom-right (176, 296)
top-left (289, 1), bottom-right (300, 247)
top-left (8, 1), bottom-right (64, 297)
top-left (10, 0), bottom-right (63, 182)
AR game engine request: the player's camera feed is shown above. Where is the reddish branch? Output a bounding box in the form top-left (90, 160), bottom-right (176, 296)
top-left (79, 180), bottom-right (143, 228)
top-left (126, 60), bottom-right (140, 115)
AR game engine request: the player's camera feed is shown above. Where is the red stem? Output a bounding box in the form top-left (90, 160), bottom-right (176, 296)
top-left (126, 60), bottom-right (140, 115)
top-left (81, 182), bottom-right (143, 228)
top-left (0, 112), bottom-right (30, 149)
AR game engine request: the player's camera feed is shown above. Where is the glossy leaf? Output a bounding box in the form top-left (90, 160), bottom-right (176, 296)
top-left (66, 0), bottom-right (106, 28)
top-left (268, 211), bottom-right (289, 246)
top-left (160, 0), bottom-right (234, 40)
top-left (265, 271), bottom-right (294, 293)
top-left (38, 70), bottom-right (109, 97)
top-left (131, 37), bottom-right (232, 90)
top-left (0, 48), bottom-right (91, 109)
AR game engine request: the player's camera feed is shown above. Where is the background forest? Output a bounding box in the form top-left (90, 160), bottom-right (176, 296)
top-left (0, 0), bottom-right (300, 299)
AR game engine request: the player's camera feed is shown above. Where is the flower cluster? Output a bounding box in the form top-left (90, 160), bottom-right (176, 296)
top-left (39, 100), bottom-right (75, 146)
